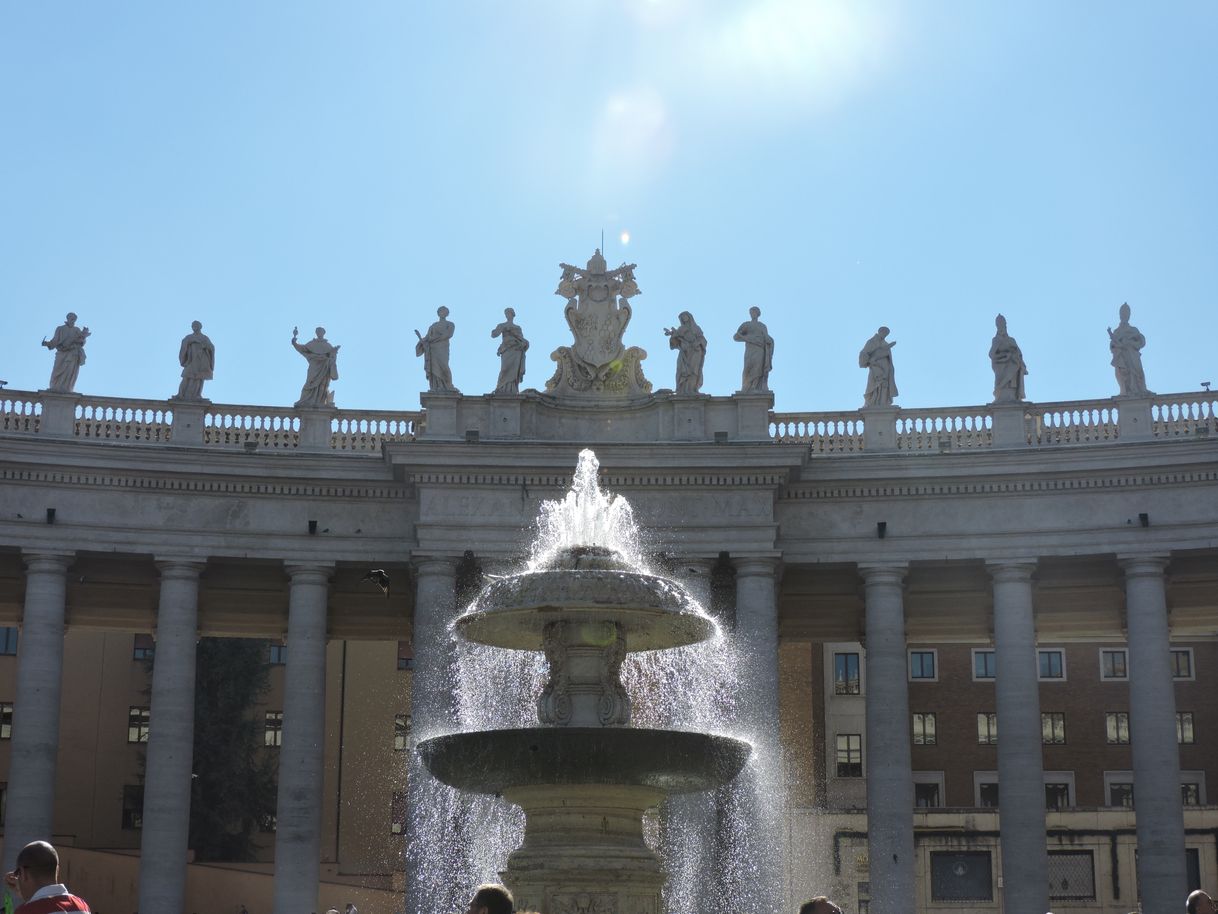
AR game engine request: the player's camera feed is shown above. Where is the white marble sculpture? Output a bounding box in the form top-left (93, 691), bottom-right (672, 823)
top-left (173, 321), bottom-right (215, 401)
top-left (492, 308), bottom-right (529, 395)
top-left (989, 313), bottom-right (1027, 403)
top-left (415, 306), bottom-right (457, 393)
top-left (546, 250), bottom-right (650, 398)
top-left (291, 326), bottom-right (340, 408)
top-left (860, 326), bottom-right (898, 407)
top-left (42, 312), bottom-right (90, 393)
top-left (665, 311), bottom-right (706, 395)
top-left (1108, 302), bottom-right (1151, 396)
top-left (733, 306), bottom-right (773, 393)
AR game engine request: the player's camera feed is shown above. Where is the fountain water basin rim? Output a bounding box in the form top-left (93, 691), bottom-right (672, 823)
top-left (418, 727), bottom-right (751, 795)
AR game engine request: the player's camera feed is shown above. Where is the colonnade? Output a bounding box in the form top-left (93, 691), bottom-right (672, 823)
top-left (0, 549), bottom-right (1190, 914)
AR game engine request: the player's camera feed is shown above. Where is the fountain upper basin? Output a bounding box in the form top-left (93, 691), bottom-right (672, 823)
top-left (418, 728), bottom-right (751, 795)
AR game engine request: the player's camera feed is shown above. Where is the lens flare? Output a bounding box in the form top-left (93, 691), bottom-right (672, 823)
top-left (620, 231), bottom-right (631, 245)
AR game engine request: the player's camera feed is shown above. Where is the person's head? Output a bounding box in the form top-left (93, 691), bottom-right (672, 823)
top-left (995, 313), bottom-right (1007, 332)
top-left (679, 310), bottom-right (692, 324)
top-left (467, 883), bottom-right (513, 914)
top-left (65, 312), bottom-right (77, 325)
top-left (749, 306), bottom-right (761, 320)
top-left (878, 325), bottom-right (890, 338)
top-left (1188, 889), bottom-right (1216, 914)
top-left (315, 326), bottom-right (326, 339)
top-left (438, 306), bottom-right (450, 319)
top-left (14, 841), bottom-right (59, 897)
top-left (799, 896), bottom-right (841, 914)
top-left (192, 320), bottom-right (203, 332)
top-left (1119, 302), bottom-right (1131, 322)
top-left (504, 307), bottom-right (515, 320)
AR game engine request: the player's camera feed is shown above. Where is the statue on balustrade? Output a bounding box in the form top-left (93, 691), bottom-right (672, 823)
top-left (291, 326), bottom-right (340, 408)
top-left (733, 306), bottom-right (773, 393)
top-left (665, 311), bottom-right (706, 395)
top-left (1108, 302), bottom-right (1152, 396)
top-left (415, 306), bottom-right (458, 393)
top-left (860, 326), bottom-right (898, 407)
top-left (41, 312), bottom-right (90, 393)
top-left (989, 313), bottom-right (1027, 403)
top-left (173, 320), bottom-right (215, 401)
top-left (492, 307), bottom-right (529, 395)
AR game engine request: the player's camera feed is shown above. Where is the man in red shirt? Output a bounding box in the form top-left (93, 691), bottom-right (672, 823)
top-left (3, 842), bottom-right (90, 913)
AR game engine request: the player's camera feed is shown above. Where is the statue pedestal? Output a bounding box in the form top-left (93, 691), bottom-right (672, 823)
top-left (1117, 396), bottom-right (1154, 441)
top-left (296, 407), bottom-right (336, 452)
top-left (38, 391), bottom-right (80, 438)
top-left (487, 395), bottom-right (522, 438)
top-left (169, 398), bottom-right (210, 446)
top-left (732, 391), bottom-right (775, 442)
top-left (861, 406), bottom-right (899, 452)
top-left (419, 392), bottom-right (462, 439)
top-left (990, 402), bottom-right (1029, 448)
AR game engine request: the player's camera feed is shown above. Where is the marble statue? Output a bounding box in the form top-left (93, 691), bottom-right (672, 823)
top-left (733, 306), bottom-right (773, 393)
top-left (989, 313), bottom-right (1027, 403)
top-left (492, 307), bottom-right (529, 395)
top-left (546, 250), bottom-right (651, 398)
top-left (173, 321), bottom-right (215, 401)
top-left (415, 306), bottom-right (457, 393)
top-left (291, 326), bottom-right (340, 408)
top-left (665, 311), bottom-right (706, 395)
top-left (860, 326), bottom-right (898, 407)
top-left (1108, 302), bottom-right (1151, 396)
top-left (41, 312), bottom-right (90, 393)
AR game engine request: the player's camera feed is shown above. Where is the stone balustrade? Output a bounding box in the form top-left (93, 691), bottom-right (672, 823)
top-left (2, 388), bottom-right (1215, 454)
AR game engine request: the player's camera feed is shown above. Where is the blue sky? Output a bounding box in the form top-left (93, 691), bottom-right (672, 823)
top-left (2, 2), bottom-right (1215, 413)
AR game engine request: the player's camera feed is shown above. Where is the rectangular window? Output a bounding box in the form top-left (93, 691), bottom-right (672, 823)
top-left (1177, 712), bottom-right (1195, 744)
top-left (1100, 648), bottom-right (1128, 680)
top-left (978, 782), bottom-right (999, 808)
top-left (264, 711), bottom-right (283, 747)
top-left (397, 640), bottom-right (413, 671)
top-left (1171, 649), bottom-right (1194, 679)
top-left (835, 734), bottom-right (863, 778)
top-left (1182, 783), bottom-right (1201, 806)
top-left (132, 633), bottom-right (155, 661)
top-left (127, 706), bottom-right (150, 743)
top-left (391, 791), bottom-right (407, 835)
top-left (914, 782), bottom-right (942, 808)
top-left (912, 712), bottom-right (937, 746)
top-left (973, 649), bottom-right (996, 680)
top-left (394, 713), bottom-right (411, 751)
top-left (1106, 712), bottom-right (1130, 744)
top-left (909, 650), bottom-right (937, 680)
top-left (1109, 782), bottom-right (1135, 808)
top-left (269, 644), bottom-right (287, 665)
top-left (121, 784), bottom-right (144, 830)
top-left (977, 712), bottom-right (998, 745)
top-left (1042, 712), bottom-right (1066, 744)
top-left (1038, 649), bottom-right (1065, 680)
top-left (1045, 782), bottom-right (1071, 810)
top-left (0, 627), bottom-right (18, 656)
top-left (0, 703), bottom-right (12, 740)
top-left (1048, 850), bottom-right (1096, 901)
top-left (930, 851), bottom-right (993, 902)
top-left (834, 652), bottom-right (861, 695)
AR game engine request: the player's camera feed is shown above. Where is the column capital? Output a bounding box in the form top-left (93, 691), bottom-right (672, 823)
top-left (284, 562), bottom-right (335, 586)
top-left (21, 551), bottom-right (74, 574)
top-left (154, 558), bottom-right (206, 580)
top-left (677, 556), bottom-right (718, 576)
top-left (857, 562), bottom-right (908, 586)
top-left (412, 555), bottom-right (460, 577)
top-left (1118, 553), bottom-right (1170, 577)
top-left (985, 559), bottom-right (1038, 582)
top-left (732, 555), bottom-right (779, 578)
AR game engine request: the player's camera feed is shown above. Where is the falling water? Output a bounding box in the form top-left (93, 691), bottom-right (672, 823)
top-left (407, 449), bottom-right (788, 914)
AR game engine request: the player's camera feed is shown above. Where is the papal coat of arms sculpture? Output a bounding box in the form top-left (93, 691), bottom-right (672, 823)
top-left (546, 248), bottom-right (652, 399)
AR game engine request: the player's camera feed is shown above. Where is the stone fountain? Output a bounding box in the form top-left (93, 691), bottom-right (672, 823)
top-left (418, 450), bottom-right (751, 914)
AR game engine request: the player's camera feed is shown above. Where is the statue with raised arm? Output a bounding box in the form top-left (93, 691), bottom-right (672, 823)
top-left (415, 306), bottom-right (457, 393)
top-left (733, 306), bottom-right (773, 393)
top-left (492, 307), bottom-right (529, 395)
top-left (41, 312), bottom-right (90, 393)
top-left (291, 326), bottom-right (340, 408)
top-left (173, 320), bottom-right (215, 401)
top-left (989, 313), bottom-right (1027, 403)
top-left (665, 311), bottom-right (707, 394)
top-left (860, 326), bottom-right (898, 407)
top-left (1108, 302), bottom-right (1151, 396)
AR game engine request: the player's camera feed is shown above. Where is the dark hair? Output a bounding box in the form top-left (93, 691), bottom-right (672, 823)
top-left (15, 841), bottom-right (59, 882)
top-left (799, 897), bottom-right (830, 914)
top-left (473, 883), bottom-right (514, 914)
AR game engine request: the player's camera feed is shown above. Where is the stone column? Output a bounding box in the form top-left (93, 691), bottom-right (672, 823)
top-left (1123, 555), bottom-right (1187, 914)
top-left (859, 564), bottom-right (915, 913)
top-left (137, 560), bottom-right (204, 914)
top-left (987, 560), bottom-right (1049, 914)
top-left (406, 557), bottom-right (460, 914)
top-left (1, 552), bottom-right (73, 874)
top-left (272, 562), bottom-right (333, 914)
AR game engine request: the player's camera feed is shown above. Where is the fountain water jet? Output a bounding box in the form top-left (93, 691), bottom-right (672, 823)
top-left (417, 450), bottom-right (753, 913)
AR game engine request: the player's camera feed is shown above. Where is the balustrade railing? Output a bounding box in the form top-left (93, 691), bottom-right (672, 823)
top-left (331, 409), bottom-right (421, 451)
top-left (769, 411), bottom-right (863, 452)
top-left (75, 396), bottom-right (174, 442)
top-left (1, 394), bottom-right (41, 433)
top-left (1151, 392), bottom-right (1218, 438)
top-left (895, 406), bottom-right (994, 450)
top-left (1027, 398), bottom-right (1119, 446)
top-left (204, 404), bottom-right (302, 448)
